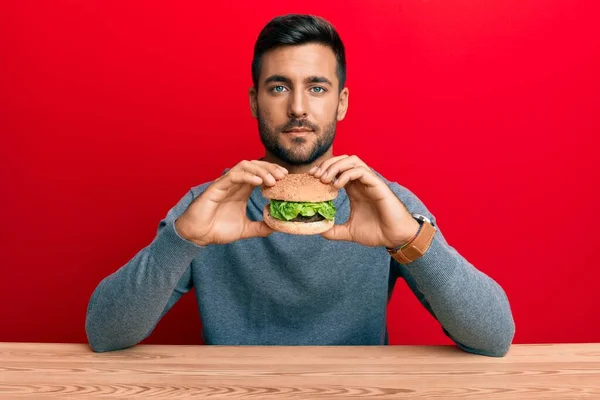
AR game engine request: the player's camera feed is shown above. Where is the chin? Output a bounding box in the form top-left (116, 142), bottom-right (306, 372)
top-left (277, 147), bottom-right (314, 163)
top-left (283, 152), bottom-right (317, 165)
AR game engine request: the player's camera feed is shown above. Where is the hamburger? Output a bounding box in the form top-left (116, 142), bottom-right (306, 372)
top-left (261, 173), bottom-right (338, 235)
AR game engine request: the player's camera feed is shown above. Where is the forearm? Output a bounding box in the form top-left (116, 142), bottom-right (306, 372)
top-left (85, 220), bottom-right (201, 352)
top-left (400, 233), bottom-right (515, 357)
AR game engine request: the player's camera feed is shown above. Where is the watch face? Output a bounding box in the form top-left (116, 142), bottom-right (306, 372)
top-left (412, 213), bottom-right (432, 225)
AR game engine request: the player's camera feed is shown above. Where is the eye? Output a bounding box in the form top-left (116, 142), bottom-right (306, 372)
top-left (271, 85), bottom-right (288, 93)
top-left (310, 86), bottom-right (327, 93)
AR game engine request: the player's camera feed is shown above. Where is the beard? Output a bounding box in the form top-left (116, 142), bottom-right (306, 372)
top-left (257, 108), bottom-right (337, 166)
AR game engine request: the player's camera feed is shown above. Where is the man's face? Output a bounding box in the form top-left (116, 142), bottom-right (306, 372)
top-left (250, 43), bottom-right (349, 165)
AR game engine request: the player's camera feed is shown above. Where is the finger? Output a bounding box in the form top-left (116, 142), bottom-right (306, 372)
top-left (321, 223), bottom-right (353, 242)
top-left (312, 155), bottom-right (349, 177)
top-left (243, 221), bottom-right (274, 239)
top-left (333, 166), bottom-right (379, 188)
top-left (227, 170), bottom-right (264, 186)
top-left (210, 170), bottom-right (259, 194)
top-left (250, 160), bottom-right (288, 180)
top-left (237, 160), bottom-right (277, 186)
top-left (306, 155), bottom-right (344, 177)
top-left (250, 160), bottom-right (288, 175)
top-left (320, 156), bottom-right (368, 184)
top-left (242, 160), bottom-right (289, 184)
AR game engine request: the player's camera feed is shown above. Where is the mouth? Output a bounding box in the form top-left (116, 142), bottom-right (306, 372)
top-left (283, 128), bottom-right (313, 133)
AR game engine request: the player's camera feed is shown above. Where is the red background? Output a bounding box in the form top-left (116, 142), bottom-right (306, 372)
top-left (1, 0), bottom-right (599, 346)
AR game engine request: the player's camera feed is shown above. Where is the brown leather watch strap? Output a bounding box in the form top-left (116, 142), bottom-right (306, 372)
top-left (387, 220), bottom-right (437, 264)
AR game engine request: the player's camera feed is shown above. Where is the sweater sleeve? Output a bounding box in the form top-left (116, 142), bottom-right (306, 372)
top-left (85, 187), bottom-right (208, 352)
top-left (388, 183), bottom-right (516, 357)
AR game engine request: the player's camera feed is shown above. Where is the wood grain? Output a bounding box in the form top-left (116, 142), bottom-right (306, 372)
top-left (0, 343), bottom-right (599, 399)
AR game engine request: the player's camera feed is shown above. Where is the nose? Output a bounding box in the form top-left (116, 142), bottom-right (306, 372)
top-left (288, 90), bottom-right (308, 119)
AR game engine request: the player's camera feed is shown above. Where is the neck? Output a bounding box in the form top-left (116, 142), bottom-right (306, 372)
top-left (261, 149), bottom-right (334, 174)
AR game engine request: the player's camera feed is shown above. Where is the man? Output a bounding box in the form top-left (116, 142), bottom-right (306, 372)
top-left (86, 14), bottom-right (515, 356)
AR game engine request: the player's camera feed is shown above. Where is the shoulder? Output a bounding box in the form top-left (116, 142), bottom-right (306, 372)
top-left (372, 169), bottom-right (437, 225)
top-left (189, 181), bottom-right (214, 200)
top-left (168, 176), bottom-right (219, 219)
top-left (188, 168), bottom-right (229, 200)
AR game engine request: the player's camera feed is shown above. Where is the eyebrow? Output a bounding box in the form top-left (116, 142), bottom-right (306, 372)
top-left (305, 76), bottom-right (333, 86)
top-left (263, 75), bottom-right (333, 87)
top-left (264, 75), bottom-right (292, 86)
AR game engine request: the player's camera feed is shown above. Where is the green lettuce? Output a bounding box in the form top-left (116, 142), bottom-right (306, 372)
top-left (269, 200), bottom-right (336, 221)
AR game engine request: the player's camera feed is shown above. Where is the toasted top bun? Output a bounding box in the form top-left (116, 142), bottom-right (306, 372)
top-left (261, 173), bottom-right (338, 202)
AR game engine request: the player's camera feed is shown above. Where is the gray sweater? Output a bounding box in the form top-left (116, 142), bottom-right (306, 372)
top-left (85, 175), bottom-right (515, 356)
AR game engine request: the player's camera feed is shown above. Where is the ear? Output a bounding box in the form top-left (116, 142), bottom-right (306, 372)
top-left (249, 86), bottom-right (258, 119)
top-left (336, 87), bottom-right (349, 121)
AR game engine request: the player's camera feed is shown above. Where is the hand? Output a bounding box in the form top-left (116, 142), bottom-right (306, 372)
top-left (175, 160), bottom-right (288, 246)
top-left (309, 155), bottom-right (420, 248)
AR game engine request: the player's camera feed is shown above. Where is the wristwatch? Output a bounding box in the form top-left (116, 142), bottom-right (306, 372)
top-left (386, 214), bottom-right (437, 264)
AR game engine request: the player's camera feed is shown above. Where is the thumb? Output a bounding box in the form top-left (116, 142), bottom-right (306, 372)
top-left (243, 221), bottom-right (275, 239)
top-left (321, 223), bottom-right (353, 242)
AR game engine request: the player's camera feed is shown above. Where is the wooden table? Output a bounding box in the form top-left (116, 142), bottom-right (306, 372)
top-left (1, 343), bottom-right (599, 399)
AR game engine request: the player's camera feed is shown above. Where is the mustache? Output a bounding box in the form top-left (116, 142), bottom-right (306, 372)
top-left (280, 119), bottom-right (319, 132)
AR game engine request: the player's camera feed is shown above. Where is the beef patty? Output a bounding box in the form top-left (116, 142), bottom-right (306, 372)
top-left (289, 214), bottom-right (326, 223)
